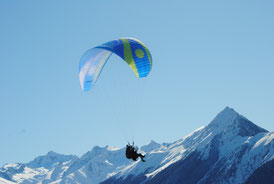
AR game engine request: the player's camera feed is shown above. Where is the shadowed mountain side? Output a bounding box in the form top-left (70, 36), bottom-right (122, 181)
top-left (1, 107), bottom-right (273, 184)
top-left (244, 159), bottom-right (274, 184)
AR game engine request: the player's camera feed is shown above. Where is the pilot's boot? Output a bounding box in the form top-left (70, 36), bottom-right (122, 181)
top-left (139, 154), bottom-right (146, 162)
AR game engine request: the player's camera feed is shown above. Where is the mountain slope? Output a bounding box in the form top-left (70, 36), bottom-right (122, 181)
top-left (0, 152), bottom-right (78, 184)
top-left (1, 107), bottom-right (273, 184)
top-left (244, 159), bottom-right (274, 184)
top-left (102, 107), bottom-right (273, 184)
top-left (0, 177), bottom-right (16, 184)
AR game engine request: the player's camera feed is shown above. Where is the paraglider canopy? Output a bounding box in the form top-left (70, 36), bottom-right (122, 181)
top-left (79, 37), bottom-right (152, 91)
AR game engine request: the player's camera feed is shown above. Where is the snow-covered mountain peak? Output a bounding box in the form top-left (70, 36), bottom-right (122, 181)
top-left (1, 107), bottom-right (272, 184)
top-left (26, 151), bottom-right (77, 169)
top-left (91, 145), bottom-right (107, 153)
top-left (1, 163), bottom-right (25, 176)
top-left (105, 145), bottom-right (120, 151)
top-left (2, 163), bottom-right (23, 170)
top-left (46, 151), bottom-right (58, 156)
top-left (207, 107), bottom-right (267, 137)
top-left (141, 140), bottom-right (162, 152)
top-left (209, 107), bottom-right (239, 128)
top-left (90, 145), bottom-right (121, 152)
top-left (85, 145), bottom-right (122, 159)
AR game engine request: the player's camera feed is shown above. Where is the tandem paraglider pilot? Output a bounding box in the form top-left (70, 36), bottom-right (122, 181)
top-left (125, 143), bottom-right (145, 162)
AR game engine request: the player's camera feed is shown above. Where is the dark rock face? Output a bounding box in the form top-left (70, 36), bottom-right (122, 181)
top-left (148, 151), bottom-right (218, 184)
top-left (148, 135), bottom-right (220, 184)
top-left (101, 174), bottom-right (146, 184)
top-left (235, 116), bottom-right (268, 137)
top-left (244, 159), bottom-right (274, 184)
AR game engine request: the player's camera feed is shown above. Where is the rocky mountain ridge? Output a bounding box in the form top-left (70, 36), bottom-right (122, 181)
top-left (1, 107), bottom-right (273, 184)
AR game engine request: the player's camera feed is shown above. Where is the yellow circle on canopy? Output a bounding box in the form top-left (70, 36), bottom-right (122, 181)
top-left (135, 49), bottom-right (145, 58)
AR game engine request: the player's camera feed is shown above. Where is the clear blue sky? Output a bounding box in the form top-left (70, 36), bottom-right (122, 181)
top-left (0, 0), bottom-right (273, 166)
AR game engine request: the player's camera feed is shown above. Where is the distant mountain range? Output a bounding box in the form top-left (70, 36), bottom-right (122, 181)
top-left (1, 107), bottom-right (273, 184)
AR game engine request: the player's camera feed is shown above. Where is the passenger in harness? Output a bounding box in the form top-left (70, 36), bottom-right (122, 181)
top-left (125, 143), bottom-right (145, 162)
